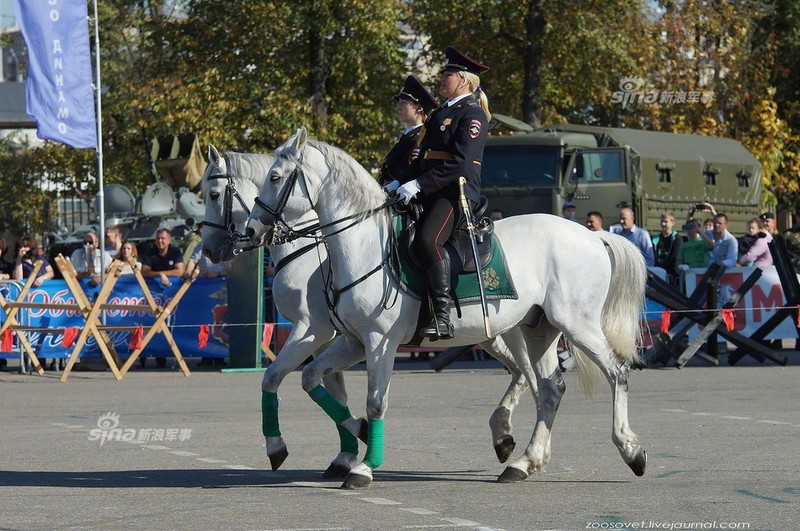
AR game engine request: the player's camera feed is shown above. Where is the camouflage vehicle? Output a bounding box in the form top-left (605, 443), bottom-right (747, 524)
top-left (481, 118), bottom-right (763, 232)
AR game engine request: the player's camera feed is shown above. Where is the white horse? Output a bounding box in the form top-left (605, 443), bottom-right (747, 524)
top-left (201, 146), bottom-right (531, 477)
top-left (246, 128), bottom-right (648, 489)
top-left (201, 146), bottom-right (361, 477)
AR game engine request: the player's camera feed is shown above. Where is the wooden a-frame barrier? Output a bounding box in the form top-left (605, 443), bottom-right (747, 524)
top-left (0, 257), bottom-right (198, 381)
top-left (0, 261), bottom-right (47, 374)
top-left (54, 255), bottom-right (198, 381)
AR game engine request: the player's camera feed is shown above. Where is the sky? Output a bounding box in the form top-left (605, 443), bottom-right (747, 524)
top-left (0, 0), bottom-right (15, 31)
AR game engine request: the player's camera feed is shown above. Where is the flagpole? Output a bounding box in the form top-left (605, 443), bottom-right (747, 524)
top-left (92, 0), bottom-right (106, 319)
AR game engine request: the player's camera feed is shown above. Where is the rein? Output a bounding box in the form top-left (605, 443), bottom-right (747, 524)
top-left (251, 161), bottom-right (402, 319)
top-left (254, 164), bottom-right (396, 245)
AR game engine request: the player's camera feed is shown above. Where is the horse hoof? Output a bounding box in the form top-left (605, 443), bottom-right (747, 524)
top-left (494, 435), bottom-right (516, 464)
top-left (341, 472), bottom-right (372, 489)
top-left (357, 418), bottom-right (368, 444)
top-left (322, 462), bottom-right (351, 479)
top-left (628, 449), bottom-right (647, 477)
top-left (497, 466), bottom-right (528, 483)
top-left (268, 447), bottom-right (289, 471)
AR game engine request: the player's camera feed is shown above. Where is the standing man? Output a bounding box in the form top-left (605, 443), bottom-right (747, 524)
top-left (612, 207), bottom-right (655, 266)
top-left (702, 212), bottom-right (738, 268)
top-left (139, 228), bottom-right (184, 369)
top-left (652, 210), bottom-right (683, 284)
top-left (104, 225), bottom-right (123, 255)
top-left (586, 211), bottom-right (604, 231)
top-left (140, 228), bottom-right (185, 286)
top-left (562, 201), bottom-right (578, 222)
top-left (760, 212), bottom-right (778, 236)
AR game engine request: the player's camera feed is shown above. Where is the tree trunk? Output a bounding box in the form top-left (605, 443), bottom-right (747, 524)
top-left (521, 0), bottom-right (546, 128)
top-left (308, 30), bottom-right (329, 123)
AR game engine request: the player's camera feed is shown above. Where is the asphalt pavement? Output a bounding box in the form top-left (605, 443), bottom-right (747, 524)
top-left (0, 353), bottom-right (797, 531)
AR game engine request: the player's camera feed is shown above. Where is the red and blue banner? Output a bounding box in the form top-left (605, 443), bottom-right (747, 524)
top-left (14, 0), bottom-right (97, 148)
top-left (0, 277), bottom-right (229, 359)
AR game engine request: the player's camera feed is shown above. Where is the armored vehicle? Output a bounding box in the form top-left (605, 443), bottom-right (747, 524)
top-left (481, 119), bottom-right (763, 232)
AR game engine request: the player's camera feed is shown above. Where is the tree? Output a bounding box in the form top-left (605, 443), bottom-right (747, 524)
top-left (643, 1), bottom-right (791, 210)
top-left (138, 0), bottom-right (406, 165)
top-left (407, 0), bottom-right (654, 127)
top-left (1, 0), bottom-right (408, 242)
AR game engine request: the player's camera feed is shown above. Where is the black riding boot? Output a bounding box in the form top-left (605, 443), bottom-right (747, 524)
top-left (420, 260), bottom-right (454, 340)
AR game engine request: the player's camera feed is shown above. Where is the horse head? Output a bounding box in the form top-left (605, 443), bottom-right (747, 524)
top-left (202, 144), bottom-right (272, 262)
top-left (246, 127), bottom-right (320, 246)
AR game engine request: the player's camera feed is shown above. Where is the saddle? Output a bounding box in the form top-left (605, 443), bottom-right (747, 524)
top-left (398, 196), bottom-right (494, 275)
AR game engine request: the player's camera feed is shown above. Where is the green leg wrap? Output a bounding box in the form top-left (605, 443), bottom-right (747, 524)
top-left (308, 385), bottom-right (353, 424)
top-left (261, 391), bottom-right (281, 437)
top-left (337, 424), bottom-right (359, 455)
top-left (362, 418), bottom-right (385, 470)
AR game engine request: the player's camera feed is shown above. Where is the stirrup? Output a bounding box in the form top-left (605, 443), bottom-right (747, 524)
top-left (420, 317), bottom-right (454, 340)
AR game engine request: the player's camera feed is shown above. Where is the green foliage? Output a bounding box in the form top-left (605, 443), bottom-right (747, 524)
top-left (6, 0), bottom-right (800, 238)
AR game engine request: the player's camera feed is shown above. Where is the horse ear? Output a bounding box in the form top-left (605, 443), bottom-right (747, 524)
top-left (298, 127), bottom-right (307, 143)
top-left (208, 144), bottom-right (220, 164)
top-left (289, 127), bottom-right (308, 154)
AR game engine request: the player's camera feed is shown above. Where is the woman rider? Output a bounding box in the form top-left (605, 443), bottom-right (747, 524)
top-left (380, 75), bottom-right (439, 189)
top-left (394, 46), bottom-right (491, 340)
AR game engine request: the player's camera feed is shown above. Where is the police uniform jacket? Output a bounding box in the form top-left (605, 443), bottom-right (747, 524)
top-left (401, 95), bottom-right (487, 204)
top-left (378, 126), bottom-right (422, 185)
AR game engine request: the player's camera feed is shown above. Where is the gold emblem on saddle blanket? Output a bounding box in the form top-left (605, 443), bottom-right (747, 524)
top-left (482, 268), bottom-right (500, 290)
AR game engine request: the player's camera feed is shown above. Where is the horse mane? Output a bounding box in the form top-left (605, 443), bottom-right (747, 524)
top-left (224, 151), bottom-right (275, 188)
top-left (304, 139), bottom-right (385, 214)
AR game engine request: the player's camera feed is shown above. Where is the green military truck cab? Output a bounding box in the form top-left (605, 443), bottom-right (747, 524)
top-left (481, 119), bottom-right (762, 233)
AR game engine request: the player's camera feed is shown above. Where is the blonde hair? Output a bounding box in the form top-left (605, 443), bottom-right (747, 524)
top-left (459, 71), bottom-right (491, 120)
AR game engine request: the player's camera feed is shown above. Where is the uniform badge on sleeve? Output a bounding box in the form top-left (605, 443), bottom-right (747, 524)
top-left (408, 147), bottom-right (420, 164)
top-left (468, 119), bottom-right (482, 139)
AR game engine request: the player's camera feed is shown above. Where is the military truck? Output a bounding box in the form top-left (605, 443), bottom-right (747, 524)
top-left (481, 119), bottom-right (763, 233)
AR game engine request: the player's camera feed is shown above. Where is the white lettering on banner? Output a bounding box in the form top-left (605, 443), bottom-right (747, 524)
top-left (46, 4), bottom-right (71, 136)
top-left (683, 266), bottom-right (797, 340)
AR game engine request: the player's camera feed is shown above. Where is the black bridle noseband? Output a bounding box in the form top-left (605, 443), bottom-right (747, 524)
top-left (252, 166), bottom-right (316, 246)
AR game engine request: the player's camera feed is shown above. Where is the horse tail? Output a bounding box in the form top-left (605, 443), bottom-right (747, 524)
top-left (569, 231), bottom-right (646, 396)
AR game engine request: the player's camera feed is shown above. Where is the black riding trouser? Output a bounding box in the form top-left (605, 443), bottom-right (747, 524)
top-left (415, 196), bottom-right (460, 269)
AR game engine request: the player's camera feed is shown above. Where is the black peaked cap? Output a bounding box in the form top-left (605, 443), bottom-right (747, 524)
top-left (393, 75), bottom-right (439, 114)
top-left (440, 46), bottom-right (489, 76)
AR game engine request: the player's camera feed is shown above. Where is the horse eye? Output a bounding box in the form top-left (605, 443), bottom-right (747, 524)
top-left (269, 172), bottom-right (281, 182)
top-left (209, 191), bottom-right (220, 201)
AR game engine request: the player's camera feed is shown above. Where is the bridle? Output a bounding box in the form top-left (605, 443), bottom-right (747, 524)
top-left (202, 156), bottom-right (260, 254)
top-left (251, 158), bottom-right (395, 246)
top-left (252, 164), bottom-right (316, 246)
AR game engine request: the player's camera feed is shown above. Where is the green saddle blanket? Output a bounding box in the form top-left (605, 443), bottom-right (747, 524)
top-left (396, 220), bottom-right (518, 303)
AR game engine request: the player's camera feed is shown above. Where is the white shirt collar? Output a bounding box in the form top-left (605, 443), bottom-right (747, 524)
top-left (445, 93), bottom-right (471, 107)
top-left (403, 123), bottom-right (423, 135)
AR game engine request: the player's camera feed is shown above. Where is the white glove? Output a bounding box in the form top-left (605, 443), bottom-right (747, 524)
top-left (677, 264), bottom-right (690, 272)
top-left (396, 179), bottom-right (421, 205)
top-left (382, 180), bottom-right (400, 193)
